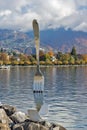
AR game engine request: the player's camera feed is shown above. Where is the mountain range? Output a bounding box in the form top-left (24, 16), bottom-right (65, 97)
top-left (0, 28), bottom-right (87, 54)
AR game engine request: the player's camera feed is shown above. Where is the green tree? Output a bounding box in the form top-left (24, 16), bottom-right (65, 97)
top-left (56, 52), bottom-right (63, 60)
top-left (0, 48), bottom-right (4, 52)
top-left (28, 55), bottom-right (36, 62)
top-left (69, 56), bottom-right (75, 65)
top-left (45, 53), bottom-right (51, 61)
top-left (71, 46), bottom-right (77, 60)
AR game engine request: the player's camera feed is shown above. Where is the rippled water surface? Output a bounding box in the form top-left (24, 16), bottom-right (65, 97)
top-left (0, 66), bottom-right (87, 130)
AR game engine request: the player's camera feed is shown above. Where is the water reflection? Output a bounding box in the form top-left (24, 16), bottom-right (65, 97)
top-left (0, 69), bottom-right (10, 87)
top-left (33, 92), bottom-right (48, 119)
top-left (0, 66), bottom-right (87, 130)
top-left (33, 92), bottom-right (43, 111)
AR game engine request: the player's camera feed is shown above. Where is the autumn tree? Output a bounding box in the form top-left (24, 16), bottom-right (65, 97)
top-left (48, 50), bottom-right (54, 57)
top-left (19, 53), bottom-right (28, 61)
top-left (0, 53), bottom-right (9, 61)
top-left (11, 60), bottom-right (19, 65)
top-left (0, 60), bottom-right (3, 65)
top-left (81, 54), bottom-right (87, 63)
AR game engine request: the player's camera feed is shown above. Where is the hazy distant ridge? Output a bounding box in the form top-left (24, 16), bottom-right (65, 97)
top-left (0, 28), bottom-right (87, 54)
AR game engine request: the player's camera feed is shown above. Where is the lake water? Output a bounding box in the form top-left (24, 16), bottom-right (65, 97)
top-left (0, 66), bottom-right (87, 130)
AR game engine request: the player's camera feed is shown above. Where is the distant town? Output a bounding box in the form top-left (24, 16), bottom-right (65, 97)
top-left (0, 46), bottom-right (87, 66)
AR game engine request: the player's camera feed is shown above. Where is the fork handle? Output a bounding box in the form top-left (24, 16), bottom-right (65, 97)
top-left (33, 19), bottom-right (40, 66)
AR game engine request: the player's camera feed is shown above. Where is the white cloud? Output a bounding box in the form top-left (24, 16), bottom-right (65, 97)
top-left (0, 10), bottom-right (12, 16)
top-left (74, 22), bottom-right (87, 32)
top-left (0, 0), bottom-right (28, 10)
top-left (0, 0), bottom-right (87, 32)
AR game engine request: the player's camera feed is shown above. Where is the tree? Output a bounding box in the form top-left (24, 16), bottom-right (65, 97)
top-left (57, 60), bottom-right (62, 65)
top-left (28, 55), bottom-right (36, 62)
top-left (60, 53), bottom-right (70, 62)
top-left (71, 46), bottom-right (77, 60)
top-left (0, 53), bottom-right (9, 61)
top-left (63, 60), bottom-right (69, 65)
top-left (3, 61), bottom-right (11, 65)
top-left (40, 61), bottom-right (45, 65)
top-left (81, 54), bottom-right (87, 63)
top-left (48, 50), bottom-right (54, 57)
top-left (11, 60), bottom-right (19, 65)
top-left (19, 53), bottom-right (28, 61)
top-left (69, 56), bottom-right (75, 64)
top-left (39, 50), bottom-right (46, 61)
top-left (24, 61), bottom-right (31, 65)
top-left (75, 60), bottom-right (81, 65)
top-left (19, 61), bottom-right (24, 65)
top-left (0, 48), bottom-right (4, 52)
top-left (56, 52), bottom-right (63, 60)
top-left (45, 53), bottom-right (51, 61)
top-left (0, 60), bottom-right (3, 65)
top-left (45, 59), bottom-right (53, 65)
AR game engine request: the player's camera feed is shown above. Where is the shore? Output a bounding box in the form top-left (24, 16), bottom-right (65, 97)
top-left (0, 104), bottom-right (66, 130)
top-left (4, 64), bottom-right (87, 68)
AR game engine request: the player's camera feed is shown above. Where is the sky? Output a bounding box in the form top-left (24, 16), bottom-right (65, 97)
top-left (0, 0), bottom-right (87, 32)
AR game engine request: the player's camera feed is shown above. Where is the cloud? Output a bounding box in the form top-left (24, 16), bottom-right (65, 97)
top-left (0, 0), bottom-right (87, 32)
top-left (0, 10), bottom-right (12, 16)
top-left (74, 22), bottom-right (87, 32)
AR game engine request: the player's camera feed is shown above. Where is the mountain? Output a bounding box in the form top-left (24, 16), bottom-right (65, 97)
top-left (0, 28), bottom-right (87, 54)
top-left (0, 29), bottom-right (35, 54)
top-left (26, 28), bottom-right (87, 54)
top-left (39, 28), bottom-right (87, 54)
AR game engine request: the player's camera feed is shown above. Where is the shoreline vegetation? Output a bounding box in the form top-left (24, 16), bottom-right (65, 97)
top-left (0, 46), bottom-right (87, 66)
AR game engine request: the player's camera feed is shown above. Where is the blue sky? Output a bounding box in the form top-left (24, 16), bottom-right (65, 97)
top-left (0, 0), bottom-right (87, 32)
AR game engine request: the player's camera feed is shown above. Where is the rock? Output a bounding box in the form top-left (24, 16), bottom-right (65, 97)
top-left (2, 105), bottom-right (16, 116)
top-left (51, 123), bottom-right (66, 130)
top-left (0, 123), bottom-right (10, 130)
top-left (0, 104), bottom-right (67, 130)
top-left (53, 125), bottom-right (66, 130)
top-left (12, 124), bottom-right (24, 130)
top-left (11, 111), bottom-right (28, 123)
top-left (39, 121), bottom-right (51, 128)
top-left (0, 109), bottom-right (9, 124)
top-left (0, 108), bottom-right (13, 129)
top-left (24, 122), bottom-right (48, 130)
top-left (23, 121), bottom-right (31, 130)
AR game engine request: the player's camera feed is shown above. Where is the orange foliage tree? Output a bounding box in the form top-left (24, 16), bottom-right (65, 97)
top-left (81, 54), bottom-right (87, 63)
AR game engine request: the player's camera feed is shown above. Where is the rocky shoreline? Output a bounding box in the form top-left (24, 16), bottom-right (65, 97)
top-left (0, 104), bottom-right (66, 130)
